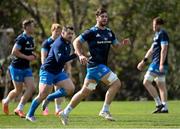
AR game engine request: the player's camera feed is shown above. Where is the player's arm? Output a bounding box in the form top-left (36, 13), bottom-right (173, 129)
top-left (159, 36), bottom-right (169, 72)
top-left (112, 38), bottom-right (131, 49)
top-left (41, 48), bottom-right (48, 64)
top-left (11, 38), bottom-right (35, 61)
top-left (137, 45), bottom-right (153, 71)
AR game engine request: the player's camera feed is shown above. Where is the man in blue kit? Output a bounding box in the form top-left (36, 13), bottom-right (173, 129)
top-left (59, 8), bottom-right (130, 125)
top-left (137, 17), bottom-right (169, 113)
top-left (41, 23), bottom-right (64, 116)
top-left (26, 26), bottom-right (77, 122)
top-left (2, 19), bottom-right (36, 118)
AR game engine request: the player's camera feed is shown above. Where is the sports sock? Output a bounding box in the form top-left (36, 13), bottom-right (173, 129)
top-left (55, 104), bottom-right (62, 112)
top-left (47, 88), bottom-right (67, 101)
top-left (154, 96), bottom-right (161, 106)
top-left (27, 99), bottom-right (40, 117)
top-left (101, 103), bottom-right (110, 112)
top-left (162, 101), bottom-right (168, 111)
top-left (63, 105), bottom-right (72, 116)
top-left (17, 103), bottom-right (24, 111)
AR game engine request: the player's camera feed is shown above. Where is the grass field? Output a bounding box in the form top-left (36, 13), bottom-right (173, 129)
top-left (0, 101), bottom-right (180, 128)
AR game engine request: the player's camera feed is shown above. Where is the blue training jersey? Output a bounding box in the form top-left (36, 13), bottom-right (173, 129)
top-left (11, 32), bottom-right (35, 69)
top-left (151, 29), bottom-right (169, 66)
top-left (41, 37), bottom-right (54, 54)
top-left (41, 36), bottom-right (77, 74)
top-left (79, 26), bottom-right (118, 68)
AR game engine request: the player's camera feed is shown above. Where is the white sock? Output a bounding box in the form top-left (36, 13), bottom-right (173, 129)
top-left (162, 101), bottom-right (168, 111)
top-left (17, 103), bottom-right (24, 111)
top-left (101, 103), bottom-right (110, 112)
top-left (55, 104), bottom-right (62, 112)
top-left (154, 97), bottom-right (161, 106)
top-left (3, 97), bottom-right (9, 104)
top-left (63, 105), bottom-right (72, 116)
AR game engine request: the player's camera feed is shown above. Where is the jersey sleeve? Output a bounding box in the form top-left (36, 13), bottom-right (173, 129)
top-left (14, 36), bottom-right (25, 50)
top-left (41, 40), bottom-right (49, 52)
top-left (111, 31), bottom-right (119, 45)
top-left (79, 29), bottom-right (94, 43)
top-left (160, 32), bottom-right (169, 45)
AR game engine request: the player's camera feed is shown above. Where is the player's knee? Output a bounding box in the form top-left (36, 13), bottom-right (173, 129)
top-left (79, 88), bottom-right (90, 98)
top-left (110, 79), bottom-right (121, 90)
top-left (143, 79), bottom-right (151, 87)
top-left (14, 88), bottom-right (22, 95)
top-left (66, 86), bottom-right (75, 96)
top-left (38, 92), bottom-right (48, 100)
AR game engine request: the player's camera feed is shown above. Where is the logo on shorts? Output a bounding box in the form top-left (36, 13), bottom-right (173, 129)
top-left (16, 76), bottom-right (19, 80)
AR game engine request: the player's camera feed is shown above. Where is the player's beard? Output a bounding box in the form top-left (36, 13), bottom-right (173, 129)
top-left (100, 21), bottom-right (108, 27)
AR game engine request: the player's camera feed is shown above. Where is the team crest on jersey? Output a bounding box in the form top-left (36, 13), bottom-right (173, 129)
top-left (26, 41), bottom-right (30, 45)
top-left (96, 33), bottom-right (101, 37)
top-left (108, 32), bottom-right (112, 37)
top-left (104, 38), bottom-right (108, 41)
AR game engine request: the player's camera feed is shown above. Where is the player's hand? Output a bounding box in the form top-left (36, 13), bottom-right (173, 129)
top-left (122, 38), bottom-right (131, 45)
top-left (137, 60), bottom-right (145, 71)
top-left (26, 55), bottom-right (36, 61)
top-left (78, 55), bottom-right (88, 65)
top-left (159, 64), bottom-right (164, 73)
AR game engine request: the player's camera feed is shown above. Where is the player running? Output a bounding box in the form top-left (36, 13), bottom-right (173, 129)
top-left (26, 26), bottom-right (77, 122)
top-left (2, 19), bottom-right (36, 118)
top-left (59, 8), bottom-right (130, 125)
top-left (41, 23), bottom-right (64, 116)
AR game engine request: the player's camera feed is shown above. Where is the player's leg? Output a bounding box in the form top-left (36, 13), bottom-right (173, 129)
top-left (26, 83), bottom-right (53, 121)
top-left (26, 69), bottom-right (53, 121)
top-left (99, 70), bottom-right (120, 121)
top-left (155, 76), bottom-right (168, 113)
top-left (2, 81), bottom-right (23, 115)
top-left (14, 76), bottom-right (35, 118)
top-left (2, 65), bottom-right (23, 115)
top-left (54, 85), bottom-right (64, 115)
top-left (42, 72), bottom-right (72, 110)
top-left (59, 78), bottom-right (94, 125)
top-left (143, 71), bottom-right (163, 113)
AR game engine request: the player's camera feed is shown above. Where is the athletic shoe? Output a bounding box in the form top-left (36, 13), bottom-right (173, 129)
top-left (2, 99), bottom-right (9, 115)
top-left (152, 104), bottom-right (164, 114)
top-left (42, 99), bottom-right (49, 111)
top-left (160, 110), bottom-right (169, 113)
top-left (26, 115), bottom-right (36, 122)
top-left (55, 109), bottom-right (62, 116)
top-left (59, 111), bottom-right (68, 125)
top-left (99, 111), bottom-right (115, 121)
top-left (14, 109), bottom-right (25, 118)
top-left (42, 107), bottom-right (49, 116)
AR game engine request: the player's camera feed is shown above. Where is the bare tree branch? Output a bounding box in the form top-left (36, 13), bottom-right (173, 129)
top-left (17, 0), bottom-right (46, 38)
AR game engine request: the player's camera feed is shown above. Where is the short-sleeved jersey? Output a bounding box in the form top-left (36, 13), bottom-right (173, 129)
top-left (151, 29), bottom-right (169, 65)
top-left (41, 36), bottom-right (76, 74)
top-left (11, 32), bottom-right (35, 69)
top-left (79, 26), bottom-right (118, 68)
top-left (41, 37), bottom-right (54, 54)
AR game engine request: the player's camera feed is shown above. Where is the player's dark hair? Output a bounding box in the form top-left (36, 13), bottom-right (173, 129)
top-left (22, 19), bottom-right (34, 29)
top-left (153, 17), bottom-right (165, 25)
top-left (62, 26), bottom-right (74, 32)
top-left (95, 7), bottom-right (107, 16)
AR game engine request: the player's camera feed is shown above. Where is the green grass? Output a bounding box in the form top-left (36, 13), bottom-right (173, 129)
top-left (0, 101), bottom-right (180, 128)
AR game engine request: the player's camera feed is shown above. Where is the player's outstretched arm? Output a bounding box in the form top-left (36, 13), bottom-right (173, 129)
top-left (112, 38), bottom-right (131, 49)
